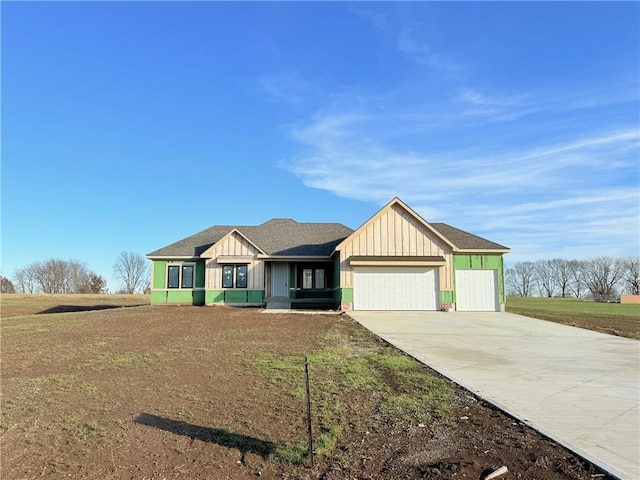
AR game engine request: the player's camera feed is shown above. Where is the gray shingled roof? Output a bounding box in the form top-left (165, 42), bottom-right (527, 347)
top-left (430, 223), bottom-right (509, 251)
top-left (148, 218), bottom-right (507, 259)
top-left (147, 219), bottom-right (354, 258)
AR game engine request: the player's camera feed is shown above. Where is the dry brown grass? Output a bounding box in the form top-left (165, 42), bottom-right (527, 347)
top-left (0, 293), bottom-right (149, 318)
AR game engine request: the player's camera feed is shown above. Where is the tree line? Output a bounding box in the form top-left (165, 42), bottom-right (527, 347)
top-left (506, 256), bottom-right (640, 300)
top-left (2, 252), bottom-right (150, 295)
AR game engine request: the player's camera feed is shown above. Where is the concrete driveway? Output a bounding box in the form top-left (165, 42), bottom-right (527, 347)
top-left (348, 311), bottom-right (640, 480)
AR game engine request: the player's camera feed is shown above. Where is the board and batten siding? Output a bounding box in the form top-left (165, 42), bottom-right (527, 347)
top-left (203, 231), bottom-right (263, 290)
top-left (338, 203), bottom-right (454, 290)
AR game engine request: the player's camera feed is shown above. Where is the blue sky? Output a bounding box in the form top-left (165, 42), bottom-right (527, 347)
top-left (2, 2), bottom-right (639, 292)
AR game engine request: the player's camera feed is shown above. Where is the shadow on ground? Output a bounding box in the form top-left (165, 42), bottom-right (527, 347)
top-left (38, 304), bottom-right (147, 314)
top-left (134, 413), bottom-right (277, 459)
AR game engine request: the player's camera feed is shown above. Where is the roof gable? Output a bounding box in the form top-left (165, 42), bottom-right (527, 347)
top-left (147, 219), bottom-right (353, 259)
top-left (335, 197), bottom-right (455, 253)
top-left (200, 228), bottom-right (266, 259)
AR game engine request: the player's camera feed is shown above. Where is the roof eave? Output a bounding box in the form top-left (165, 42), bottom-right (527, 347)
top-left (146, 255), bottom-right (202, 260)
top-left (454, 248), bottom-right (511, 254)
top-left (257, 255), bottom-right (334, 261)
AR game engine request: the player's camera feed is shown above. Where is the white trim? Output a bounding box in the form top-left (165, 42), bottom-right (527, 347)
top-left (257, 255), bottom-right (333, 261)
top-left (151, 287), bottom-right (205, 292)
top-left (455, 249), bottom-right (511, 254)
top-left (148, 255), bottom-right (200, 260)
top-left (350, 260), bottom-right (445, 267)
top-left (216, 255), bottom-right (255, 263)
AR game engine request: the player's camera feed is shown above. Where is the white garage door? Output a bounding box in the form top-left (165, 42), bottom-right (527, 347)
top-left (353, 267), bottom-right (439, 310)
top-left (455, 269), bottom-right (499, 311)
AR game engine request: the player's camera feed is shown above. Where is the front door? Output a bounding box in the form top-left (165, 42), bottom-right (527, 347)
top-left (272, 263), bottom-right (289, 298)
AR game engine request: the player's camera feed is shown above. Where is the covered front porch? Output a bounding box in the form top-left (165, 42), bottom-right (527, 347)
top-left (263, 258), bottom-right (339, 310)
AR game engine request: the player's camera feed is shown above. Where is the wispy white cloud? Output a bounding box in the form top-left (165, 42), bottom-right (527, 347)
top-left (397, 27), bottom-right (464, 72)
top-left (280, 95), bottom-right (639, 261)
top-left (265, 7), bottom-right (639, 263)
top-left (258, 71), bottom-right (317, 105)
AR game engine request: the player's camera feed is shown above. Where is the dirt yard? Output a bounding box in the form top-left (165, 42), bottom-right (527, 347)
top-left (2, 305), bottom-right (611, 479)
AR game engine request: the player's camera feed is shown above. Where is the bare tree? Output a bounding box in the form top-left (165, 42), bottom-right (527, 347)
top-left (506, 261), bottom-right (536, 297)
top-left (622, 257), bottom-right (640, 295)
top-left (534, 260), bottom-right (556, 297)
top-left (13, 260), bottom-right (102, 294)
top-left (567, 260), bottom-right (586, 298)
top-left (13, 266), bottom-right (36, 293)
top-left (76, 273), bottom-right (107, 294)
top-left (549, 258), bottom-right (573, 298)
top-left (113, 252), bottom-right (149, 294)
top-left (583, 257), bottom-right (625, 301)
top-left (32, 259), bottom-right (87, 294)
top-left (1, 276), bottom-right (16, 293)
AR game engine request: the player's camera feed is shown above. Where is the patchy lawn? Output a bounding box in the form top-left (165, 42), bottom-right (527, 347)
top-left (0, 293), bottom-right (149, 318)
top-left (506, 297), bottom-right (640, 339)
top-left (2, 304), bottom-right (609, 479)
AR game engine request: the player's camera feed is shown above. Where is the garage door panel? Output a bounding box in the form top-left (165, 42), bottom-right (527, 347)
top-left (456, 270), bottom-right (499, 311)
top-left (354, 267), bottom-right (439, 310)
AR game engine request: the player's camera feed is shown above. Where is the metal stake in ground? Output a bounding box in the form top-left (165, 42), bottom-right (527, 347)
top-left (304, 356), bottom-right (313, 466)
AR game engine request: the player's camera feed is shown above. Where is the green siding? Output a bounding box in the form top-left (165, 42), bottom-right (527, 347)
top-left (206, 290), bottom-right (225, 304)
top-left (195, 260), bottom-right (205, 288)
top-left (206, 290), bottom-right (264, 304)
top-left (152, 261), bottom-right (166, 289)
top-left (150, 290), bottom-right (204, 305)
top-left (224, 290), bottom-right (249, 303)
top-left (342, 288), bottom-right (353, 303)
top-left (440, 291), bottom-right (454, 304)
top-left (453, 254), bottom-right (506, 305)
top-left (150, 260), bottom-right (206, 305)
top-left (453, 254), bottom-right (503, 270)
top-left (248, 290), bottom-right (265, 303)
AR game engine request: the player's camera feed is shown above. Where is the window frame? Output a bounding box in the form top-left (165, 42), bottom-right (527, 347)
top-left (221, 264), bottom-right (249, 289)
top-left (301, 267), bottom-right (326, 290)
top-left (302, 268), bottom-right (313, 290)
top-left (166, 262), bottom-right (196, 290)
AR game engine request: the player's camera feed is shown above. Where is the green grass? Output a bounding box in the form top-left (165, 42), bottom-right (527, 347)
top-left (506, 296), bottom-right (640, 339)
top-left (63, 415), bottom-right (102, 439)
top-left (507, 296), bottom-right (639, 316)
top-left (250, 324), bottom-right (454, 464)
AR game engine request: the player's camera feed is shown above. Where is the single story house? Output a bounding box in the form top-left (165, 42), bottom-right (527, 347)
top-left (146, 198), bottom-right (510, 311)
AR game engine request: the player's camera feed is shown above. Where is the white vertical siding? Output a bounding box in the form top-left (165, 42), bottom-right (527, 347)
top-left (339, 203), bottom-right (453, 289)
top-left (205, 232), bottom-right (263, 289)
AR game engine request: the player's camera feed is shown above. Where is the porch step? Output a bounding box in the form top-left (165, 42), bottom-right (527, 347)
top-left (266, 302), bottom-right (291, 309)
top-left (265, 297), bottom-right (292, 309)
